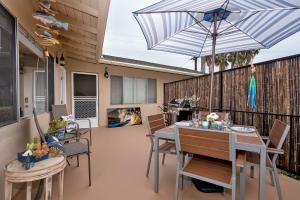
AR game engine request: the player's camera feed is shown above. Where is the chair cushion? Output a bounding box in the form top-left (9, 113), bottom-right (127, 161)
top-left (183, 157), bottom-right (232, 185)
top-left (45, 135), bottom-right (64, 152)
top-left (63, 142), bottom-right (88, 157)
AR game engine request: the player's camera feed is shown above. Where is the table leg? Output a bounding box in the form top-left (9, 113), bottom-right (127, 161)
top-left (26, 182), bottom-right (32, 200)
top-left (58, 170), bottom-right (64, 200)
top-left (4, 180), bottom-right (12, 200)
top-left (259, 147), bottom-right (266, 200)
top-left (45, 176), bottom-right (53, 200)
top-left (154, 136), bottom-right (159, 193)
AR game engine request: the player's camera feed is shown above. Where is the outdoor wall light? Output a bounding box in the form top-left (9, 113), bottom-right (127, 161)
top-left (44, 49), bottom-right (49, 57)
top-left (104, 67), bottom-right (109, 79)
top-left (60, 54), bottom-right (65, 66)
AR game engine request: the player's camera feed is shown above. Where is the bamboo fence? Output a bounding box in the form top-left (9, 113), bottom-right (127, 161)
top-left (164, 54), bottom-right (300, 174)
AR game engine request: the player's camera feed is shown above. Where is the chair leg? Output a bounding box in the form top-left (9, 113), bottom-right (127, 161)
top-left (146, 144), bottom-right (153, 177)
top-left (175, 169), bottom-right (181, 200)
top-left (232, 177), bottom-right (236, 200)
top-left (77, 155), bottom-right (80, 167)
top-left (89, 129), bottom-right (92, 146)
top-left (269, 170), bottom-right (275, 186)
top-left (272, 168), bottom-right (283, 200)
top-left (162, 153), bottom-right (166, 165)
top-left (250, 166), bottom-right (255, 178)
top-left (87, 153), bottom-right (91, 186)
top-left (240, 167), bottom-right (246, 200)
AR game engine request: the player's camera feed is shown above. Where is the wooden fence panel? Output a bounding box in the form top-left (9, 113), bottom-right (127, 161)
top-left (164, 55), bottom-right (300, 174)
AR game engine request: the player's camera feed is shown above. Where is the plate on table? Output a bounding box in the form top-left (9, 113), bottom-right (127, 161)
top-left (175, 121), bottom-right (192, 127)
top-left (229, 126), bottom-right (256, 134)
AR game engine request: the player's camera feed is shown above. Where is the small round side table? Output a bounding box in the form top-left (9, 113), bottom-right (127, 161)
top-left (4, 156), bottom-right (66, 200)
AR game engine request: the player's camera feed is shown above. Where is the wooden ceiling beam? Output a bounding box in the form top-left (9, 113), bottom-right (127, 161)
top-left (62, 43), bottom-right (96, 55)
top-left (60, 41), bottom-right (96, 52)
top-left (66, 53), bottom-right (97, 64)
top-left (59, 31), bottom-right (97, 45)
top-left (65, 48), bottom-right (96, 60)
top-left (56, 0), bottom-right (99, 17)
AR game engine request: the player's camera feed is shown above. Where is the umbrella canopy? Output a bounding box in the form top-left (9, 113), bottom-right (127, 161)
top-left (133, 0), bottom-right (300, 112)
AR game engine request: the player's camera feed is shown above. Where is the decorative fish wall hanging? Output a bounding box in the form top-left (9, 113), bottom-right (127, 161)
top-left (33, 11), bottom-right (69, 31)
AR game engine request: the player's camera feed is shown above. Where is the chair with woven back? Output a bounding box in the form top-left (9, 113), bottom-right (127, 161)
top-left (33, 108), bottom-right (92, 186)
top-left (52, 104), bottom-right (92, 145)
top-left (241, 119), bottom-right (290, 200)
top-left (145, 113), bottom-right (176, 177)
top-left (175, 127), bottom-right (245, 200)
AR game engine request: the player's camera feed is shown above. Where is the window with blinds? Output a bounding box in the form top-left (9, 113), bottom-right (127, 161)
top-left (110, 75), bottom-right (157, 105)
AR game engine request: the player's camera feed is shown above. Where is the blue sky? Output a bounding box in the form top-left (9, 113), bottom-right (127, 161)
top-left (103, 0), bottom-right (300, 71)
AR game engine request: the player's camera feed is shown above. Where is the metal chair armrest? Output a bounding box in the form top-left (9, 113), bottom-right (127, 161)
top-left (267, 147), bottom-right (284, 155)
top-left (75, 118), bottom-right (92, 129)
top-left (146, 134), bottom-right (153, 137)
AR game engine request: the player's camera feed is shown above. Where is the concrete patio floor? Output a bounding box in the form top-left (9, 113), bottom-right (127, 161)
top-left (14, 125), bottom-right (300, 200)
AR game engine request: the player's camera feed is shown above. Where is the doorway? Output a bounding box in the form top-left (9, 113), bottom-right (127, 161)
top-left (71, 72), bottom-right (98, 128)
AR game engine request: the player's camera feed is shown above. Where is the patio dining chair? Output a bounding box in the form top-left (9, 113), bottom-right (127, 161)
top-left (241, 119), bottom-right (290, 200)
top-left (145, 114), bottom-right (176, 177)
top-left (52, 104), bottom-right (92, 145)
top-left (175, 127), bottom-right (245, 200)
top-left (33, 108), bottom-right (92, 186)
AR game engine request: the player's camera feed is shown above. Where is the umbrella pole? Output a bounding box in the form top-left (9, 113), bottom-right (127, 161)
top-left (209, 13), bottom-right (217, 113)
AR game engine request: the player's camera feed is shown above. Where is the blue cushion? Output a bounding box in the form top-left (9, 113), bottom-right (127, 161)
top-left (45, 135), bottom-right (64, 152)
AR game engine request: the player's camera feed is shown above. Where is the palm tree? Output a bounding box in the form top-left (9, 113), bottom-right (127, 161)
top-left (204, 49), bottom-right (259, 71)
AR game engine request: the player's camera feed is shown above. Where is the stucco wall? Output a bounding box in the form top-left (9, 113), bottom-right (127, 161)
top-left (65, 59), bottom-right (190, 127)
top-left (0, 1), bottom-right (52, 198)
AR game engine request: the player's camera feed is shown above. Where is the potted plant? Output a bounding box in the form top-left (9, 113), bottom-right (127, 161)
top-left (206, 113), bottom-right (219, 129)
top-left (186, 94), bottom-right (200, 108)
top-left (47, 119), bottom-right (67, 139)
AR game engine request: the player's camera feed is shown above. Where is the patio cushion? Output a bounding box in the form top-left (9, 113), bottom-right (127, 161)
top-left (64, 142), bottom-right (88, 157)
top-left (183, 157), bottom-right (232, 185)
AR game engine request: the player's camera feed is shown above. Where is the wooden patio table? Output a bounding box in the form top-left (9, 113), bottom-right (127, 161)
top-left (153, 124), bottom-right (266, 200)
top-left (4, 156), bottom-right (66, 200)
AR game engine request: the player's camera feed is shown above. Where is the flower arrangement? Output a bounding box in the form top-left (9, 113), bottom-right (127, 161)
top-left (206, 113), bottom-right (219, 123)
top-left (24, 137), bottom-right (49, 159)
top-left (185, 94), bottom-right (200, 107)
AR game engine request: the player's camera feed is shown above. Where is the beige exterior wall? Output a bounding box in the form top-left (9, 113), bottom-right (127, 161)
top-left (0, 1), bottom-right (52, 198)
top-left (65, 59), bottom-right (190, 127)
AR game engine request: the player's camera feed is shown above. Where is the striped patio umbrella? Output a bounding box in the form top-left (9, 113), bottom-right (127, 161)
top-left (133, 0), bottom-right (300, 112)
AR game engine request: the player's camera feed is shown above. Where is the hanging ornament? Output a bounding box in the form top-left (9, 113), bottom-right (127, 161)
top-left (247, 62), bottom-right (257, 110)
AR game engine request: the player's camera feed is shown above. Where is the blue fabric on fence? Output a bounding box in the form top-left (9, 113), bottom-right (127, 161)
top-left (247, 75), bottom-right (257, 110)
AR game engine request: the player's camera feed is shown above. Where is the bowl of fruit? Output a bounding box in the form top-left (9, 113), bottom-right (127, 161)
top-left (17, 138), bottom-right (50, 169)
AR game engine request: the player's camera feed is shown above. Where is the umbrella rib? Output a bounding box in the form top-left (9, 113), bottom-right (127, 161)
top-left (197, 23), bottom-right (213, 58)
top-left (134, 10), bottom-right (206, 14)
top-left (187, 12), bottom-right (212, 35)
top-left (150, 20), bottom-right (198, 49)
top-left (231, 7), bottom-right (300, 13)
top-left (216, 0), bottom-right (230, 31)
top-left (218, 11), bottom-right (260, 35)
top-left (224, 19), bottom-right (266, 48)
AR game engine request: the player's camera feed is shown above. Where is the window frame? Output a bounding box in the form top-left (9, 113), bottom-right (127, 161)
top-left (0, 3), bottom-right (18, 127)
top-left (18, 41), bottom-right (49, 119)
top-left (110, 75), bottom-right (157, 105)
